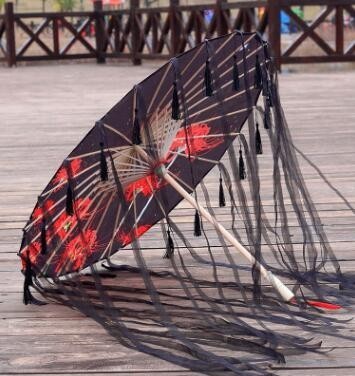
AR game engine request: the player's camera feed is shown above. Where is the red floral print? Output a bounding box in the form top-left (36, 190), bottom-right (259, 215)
top-left (53, 158), bottom-right (82, 186)
top-left (32, 199), bottom-right (55, 222)
top-left (124, 175), bottom-right (166, 202)
top-left (118, 224), bottom-right (151, 246)
top-left (52, 197), bottom-right (93, 240)
top-left (21, 241), bottom-right (41, 270)
top-left (55, 229), bottom-right (97, 274)
top-left (169, 123), bottom-right (223, 157)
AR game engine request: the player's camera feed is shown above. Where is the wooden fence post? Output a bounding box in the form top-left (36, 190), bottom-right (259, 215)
top-left (170, 0), bottom-right (181, 57)
top-left (267, 0), bottom-right (281, 71)
top-left (4, 2), bottom-right (16, 67)
top-left (335, 5), bottom-right (344, 55)
top-left (215, 0), bottom-right (228, 36)
top-left (130, 0), bottom-right (141, 65)
top-left (94, 0), bottom-right (106, 64)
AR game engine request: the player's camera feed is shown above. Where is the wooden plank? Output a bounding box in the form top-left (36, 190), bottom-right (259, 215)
top-left (0, 64), bottom-right (355, 376)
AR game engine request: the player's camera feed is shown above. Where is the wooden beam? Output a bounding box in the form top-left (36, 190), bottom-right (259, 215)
top-left (4, 2), bottom-right (16, 67)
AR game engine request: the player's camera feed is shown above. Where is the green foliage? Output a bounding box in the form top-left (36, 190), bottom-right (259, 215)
top-left (55, 0), bottom-right (77, 12)
top-left (0, 0), bottom-right (5, 13)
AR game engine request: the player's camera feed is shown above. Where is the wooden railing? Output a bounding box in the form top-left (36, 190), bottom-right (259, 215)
top-left (0, 0), bottom-right (354, 68)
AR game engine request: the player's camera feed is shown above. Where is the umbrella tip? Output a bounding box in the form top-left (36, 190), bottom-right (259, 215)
top-left (290, 297), bottom-right (342, 310)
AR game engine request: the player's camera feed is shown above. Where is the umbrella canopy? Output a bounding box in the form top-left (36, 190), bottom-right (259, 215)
top-left (19, 32), bottom-right (266, 279)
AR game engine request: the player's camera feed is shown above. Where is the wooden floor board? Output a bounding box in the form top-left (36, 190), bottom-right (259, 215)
top-left (1, 64), bottom-right (355, 375)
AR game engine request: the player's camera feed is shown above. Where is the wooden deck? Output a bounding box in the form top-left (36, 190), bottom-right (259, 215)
top-left (1, 63), bottom-right (355, 375)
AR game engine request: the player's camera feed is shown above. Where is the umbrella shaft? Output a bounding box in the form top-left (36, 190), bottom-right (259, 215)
top-left (161, 170), bottom-right (294, 303)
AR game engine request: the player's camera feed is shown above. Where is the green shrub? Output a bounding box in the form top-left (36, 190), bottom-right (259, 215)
top-left (55, 0), bottom-right (77, 12)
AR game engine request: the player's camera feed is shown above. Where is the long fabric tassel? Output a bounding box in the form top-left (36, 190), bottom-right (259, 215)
top-left (255, 123), bottom-right (263, 155)
top-left (163, 227), bottom-right (175, 259)
top-left (194, 210), bottom-right (201, 237)
top-left (254, 55), bottom-right (262, 90)
top-left (100, 142), bottom-right (108, 181)
top-left (171, 81), bottom-right (180, 120)
top-left (23, 255), bottom-right (46, 306)
top-left (263, 105), bottom-right (271, 130)
top-left (239, 148), bottom-right (246, 180)
top-left (219, 174), bottom-right (226, 207)
top-left (204, 60), bottom-right (213, 97)
top-left (232, 54), bottom-right (240, 91)
top-left (66, 183), bottom-right (74, 216)
top-left (132, 109), bottom-right (142, 145)
top-left (40, 219), bottom-right (47, 255)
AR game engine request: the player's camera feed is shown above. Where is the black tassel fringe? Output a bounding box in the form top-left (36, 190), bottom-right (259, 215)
top-left (164, 228), bottom-right (175, 259)
top-left (204, 60), bottom-right (213, 97)
top-left (194, 210), bottom-right (201, 237)
top-left (219, 175), bottom-right (226, 207)
top-left (100, 142), bottom-right (108, 181)
top-left (255, 123), bottom-right (263, 155)
top-left (264, 106), bottom-right (271, 129)
top-left (132, 109), bottom-right (142, 145)
top-left (232, 54), bottom-right (240, 91)
top-left (40, 219), bottom-right (47, 255)
top-left (66, 184), bottom-right (74, 216)
top-left (254, 55), bottom-right (262, 90)
top-left (239, 149), bottom-right (246, 180)
top-left (23, 255), bottom-right (46, 306)
top-left (172, 81), bottom-right (180, 120)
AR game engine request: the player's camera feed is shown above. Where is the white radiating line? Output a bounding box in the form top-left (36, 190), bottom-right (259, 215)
top-left (29, 170), bottom-right (99, 231)
top-left (101, 198), bottom-right (135, 255)
top-left (181, 44), bottom-right (204, 75)
top-left (67, 145), bottom-right (133, 161)
top-left (147, 63), bottom-right (172, 113)
top-left (59, 190), bottom-right (114, 276)
top-left (167, 170), bottom-right (194, 192)
top-left (152, 34), bottom-right (257, 126)
top-left (185, 44), bottom-right (262, 108)
top-left (41, 160), bottom-right (101, 198)
top-left (168, 150), bottom-right (224, 165)
top-left (103, 123), bottom-right (133, 145)
top-left (40, 187), bottom-right (108, 275)
top-left (188, 83), bottom-right (256, 118)
top-left (183, 34), bottom-right (255, 99)
top-left (200, 107), bottom-right (250, 123)
top-left (101, 202), bottom-right (122, 260)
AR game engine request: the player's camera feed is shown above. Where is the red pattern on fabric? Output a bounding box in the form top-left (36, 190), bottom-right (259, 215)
top-left (53, 159), bottom-right (82, 185)
top-left (55, 229), bottom-right (98, 274)
top-left (124, 175), bottom-right (166, 202)
top-left (32, 199), bottom-right (55, 222)
top-left (21, 242), bottom-right (41, 270)
top-left (118, 224), bottom-right (152, 246)
top-left (52, 197), bottom-right (93, 240)
top-left (169, 123), bottom-right (223, 157)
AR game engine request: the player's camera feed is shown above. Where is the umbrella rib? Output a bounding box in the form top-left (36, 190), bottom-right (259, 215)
top-left (103, 123), bottom-right (133, 145)
top-left (182, 34), bottom-right (256, 100)
top-left (168, 151), bottom-right (222, 165)
top-left (167, 170), bottom-right (194, 192)
top-left (132, 153), bottom-right (178, 224)
top-left (101, 199), bottom-right (136, 257)
top-left (185, 54), bottom-right (262, 110)
top-left (147, 63), bottom-right (173, 113)
top-left (102, 201), bottom-right (122, 261)
top-left (42, 161), bottom-right (101, 198)
top-left (198, 107), bottom-right (250, 124)
top-left (39, 187), bottom-right (108, 275)
top-left (29, 170), bottom-right (99, 231)
top-left (181, 44), bottom-right (204, 75)
top-left (154, 37), bottom-right (259, 117)
top-left (58, 190), bottom-right (113, 276)
top-left (67, 145), bottom-right (133, 161)
top-left (188, 82), bottom-right (255, 117)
